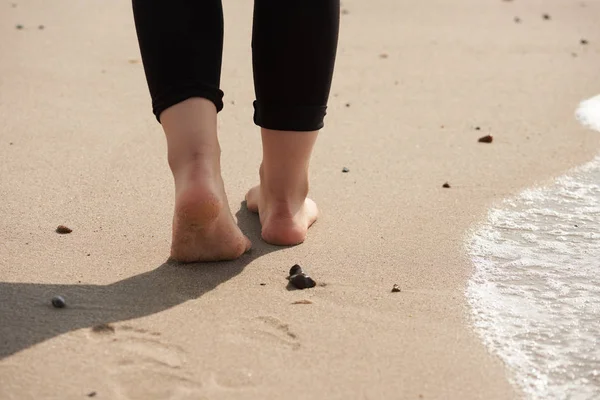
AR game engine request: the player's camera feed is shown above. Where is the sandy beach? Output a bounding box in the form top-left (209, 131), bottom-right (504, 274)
top-left (1, 0), bottom-right (599, 399)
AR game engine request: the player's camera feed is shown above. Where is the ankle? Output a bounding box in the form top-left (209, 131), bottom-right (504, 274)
top-left (168, 141), bottom-right (220, 167)
top-left (168, 144), bottom-right (222, 187)
top-left (259, 163), bottom-right (309, 202)
top-left (160, 98), bottom-right (222, 177)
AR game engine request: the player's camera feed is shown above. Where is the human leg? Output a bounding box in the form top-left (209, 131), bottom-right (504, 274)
top-left (132, 0), bottom-right (250, 261)
top-left (246, 0), bottom-right (340, 245)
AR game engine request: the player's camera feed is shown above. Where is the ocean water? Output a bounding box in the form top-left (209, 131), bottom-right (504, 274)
top-left (467, 95), bottom-right (600, 400)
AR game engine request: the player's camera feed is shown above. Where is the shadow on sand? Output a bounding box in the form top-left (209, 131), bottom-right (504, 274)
top-left (0, 203), bottom-right (282, 360)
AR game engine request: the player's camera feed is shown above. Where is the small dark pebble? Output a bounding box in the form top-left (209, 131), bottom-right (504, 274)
top-left (15, 24), bottom-right (23, 29)
top-left (289, 264), bottom-right (303, 276)
top-left (575, 224), bottom-right (578, 227)
top-left (542, 14), bottom-right (551, 20)
top-left (38, 25), bottom-right (44, 30)
top-left (475, 126), bottom-right (481, 131)
top-left (341, 8), bottom-right (349, 15)
top-left (260, 283), bottom-right (266, 286)
top-left (442, 182), bottom-right (451, 188)
top-left (581, 39), bottom-right (588, 45)
top-left (345, 103), bottom-right (350, 108)
top-left (391, 284), bottom-right (401, 293)
top-left (9, 142), bottom-right (13, 145)
top-left (288, 265), bottom-right (316, 289)
top-left (91, 323), bottom-right (115, 334)
top-left (478, 134), bottom-right (493, 143)
top-left (56, 225), bottom-right (72, 234)
top-left (289, 273), bottom-right (316, 289)
top-left (51, 296), bottom-right (66, 308)
top-left (87, 253), bottom-right (90, 256)
top-left (514, 17), bottom-right (521, 23)
top-left (88, 392), bottom-right (97, 398)
top-left (342, 167), bottom-right (350, 173)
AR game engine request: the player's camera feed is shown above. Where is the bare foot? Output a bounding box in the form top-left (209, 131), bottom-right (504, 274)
top-left (245, 184), bottom-right (318, 246)
top-left (159, 98), bottom-right (250, 263)
top-left (171, 167), bottom-right (251, 262)
top-left (245, 128), bottom-right (320, 246)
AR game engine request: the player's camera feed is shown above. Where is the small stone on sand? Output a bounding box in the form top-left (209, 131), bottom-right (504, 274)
top-left (581, 39), bottom-right (588, 45)
top-left (392, 284), bottom-right (401, 293)
top-left (478, 135), bottom-right (493, 143)
top-left (379, 53), bottom-right (388, 59)
top-left (288, 265), bottom-right (316, 290)
top-left (38, 25), bottom-right (44, 30)
top-left (542, 14), bottom-right (551, 20)
top-left (289, 264), bottom-right (303, 276)
top-left (289, 274), bottom-right (316, 289)
top-left (342, 167), bottom-right (350, 173)
top-left (88, 392), bottom-right (97, 397)
top-left (15, 24), bottom-right (23, 29)
top-left (51, 296), bottom-right (66, 308)
top-left (442, 182), bottom-right (451, 188)
top-left (56, 225), bottom-right (72, 234)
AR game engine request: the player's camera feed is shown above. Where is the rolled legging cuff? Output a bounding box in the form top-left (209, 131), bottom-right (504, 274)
top-left (253, 101), bottom-right (327, 131)
top-left (152, 84), bottom-right (225, 122)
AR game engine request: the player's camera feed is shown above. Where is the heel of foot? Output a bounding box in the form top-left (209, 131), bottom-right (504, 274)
top-left (170, 188), bottom-right (249, 262)
top-left (175, 191), bottom-right (222, 228)
top-left (261, 221), bottom-right (307, 246)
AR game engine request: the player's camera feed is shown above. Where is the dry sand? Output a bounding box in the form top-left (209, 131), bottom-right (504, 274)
top-left (1, 0), bottom-right (599, 399)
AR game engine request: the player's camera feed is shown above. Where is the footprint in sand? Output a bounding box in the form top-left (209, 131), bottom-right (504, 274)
top-left (89, 324), bottom-right (204, 400)
top-left (246, 316), bottom-right (301, 350)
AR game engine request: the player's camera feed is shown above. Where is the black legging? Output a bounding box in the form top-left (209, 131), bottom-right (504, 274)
top-left (132, 0), bottom-right (340, 131)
